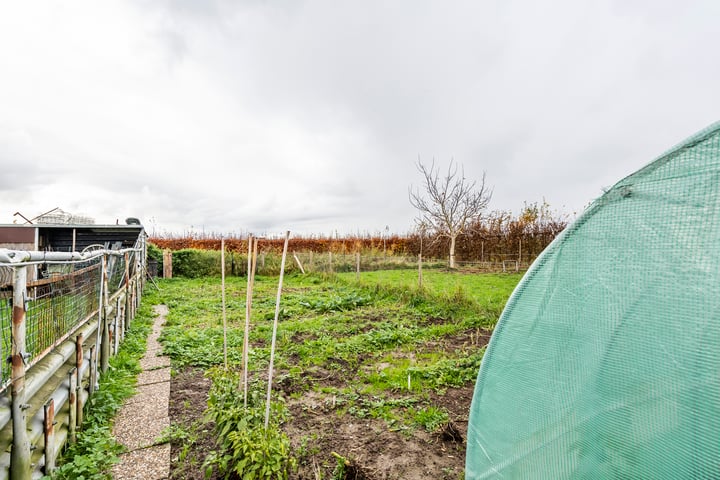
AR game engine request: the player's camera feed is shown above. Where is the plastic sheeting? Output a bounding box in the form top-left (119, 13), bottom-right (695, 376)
top-left (466, 122), bottom-right (720, 479)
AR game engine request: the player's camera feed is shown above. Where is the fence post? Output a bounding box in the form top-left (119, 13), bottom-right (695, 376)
top-left (356, 252), bottom-right (360, 280)
top-left (293, 252), bottom-right (305, 274)
top-left (43, 399), bottom-right (56, 474)
top-left (68, 368), bottom-right (77, 444)
top-left (418, 253), bottom-right (423, 288)
top-left (89, 345), bottom-right (97, 395)
top-left (75, 334), bottom-right (84, 427)
top-left (10, 265), bottom-right (31, 480)
top-left (124, 252), bottom-right (131, 333)
top-left (519, 239), bottom-right (522, 266)
top-left (116, 297), bottom-right (123, 342)
top-left (113, 300), bottom-right (120, 354)
top-left (162, 250), bottom-right (172, 278)
top-left (100, 255), bottom-right (110, 373)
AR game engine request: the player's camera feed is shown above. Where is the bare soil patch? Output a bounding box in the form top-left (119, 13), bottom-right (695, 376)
top-left (169, 369), bottom-right (474, 480)
top-left (168, 367), bottom-right (218, 480)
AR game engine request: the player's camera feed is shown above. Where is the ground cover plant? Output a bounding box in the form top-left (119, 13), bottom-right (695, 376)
top-left (155, 269), bottom-right (521, 479)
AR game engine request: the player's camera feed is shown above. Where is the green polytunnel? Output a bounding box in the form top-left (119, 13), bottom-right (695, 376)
top-left (466, 122), bottom-right (720, 479)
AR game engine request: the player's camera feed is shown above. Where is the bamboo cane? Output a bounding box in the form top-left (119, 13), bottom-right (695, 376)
top-left (221, 238), bottom-right (228, 369)
top-left (242, 236), bottom-right (253, 405)
top-left (265, 231), bottom-right (290, 430)
top-left (243, 237), bottom-right (259, 407)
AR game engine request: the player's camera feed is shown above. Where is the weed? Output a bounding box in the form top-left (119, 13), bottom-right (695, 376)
top-left (203, 368), bottom-right (296, 479)
top-left (410, 406), bottom-right (449, 432)
top-left (157, 421), bottom-right (200, 462)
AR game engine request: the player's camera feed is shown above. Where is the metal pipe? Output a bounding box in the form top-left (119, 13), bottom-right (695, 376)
top-left (75, 335), bottom-right (84, 428)
top-left (0, 248), bottom-right (141, 266)
top-left (10, 266), bottom-right (31, 480)
top-left (67, 369), bottom-right (76, 444)
top-left (89, 345), bottom-right (97, 395)
top-left (124, 252), bottom-right (131, 333)
top-left (99, 254), bottom-right (109, 373)
top-left (43, 399), bottom-right (55, 474)
top-left (0, 318), bottom-right (98, 432)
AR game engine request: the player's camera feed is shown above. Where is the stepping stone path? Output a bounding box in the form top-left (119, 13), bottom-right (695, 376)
top-left (111, 305), bottom-right (171, 480)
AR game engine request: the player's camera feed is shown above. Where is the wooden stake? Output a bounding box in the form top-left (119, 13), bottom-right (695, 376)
top-left (242, 236), bottom-right (253, 405)
top-left (221, 238), bottom-right (228, 369)
top-left (355, 252), bottom-right (360, 280)
top-left (243, 237), bottom-right (259, 407)
top-left (265, 231), bottom-right (290, 430)
top-left (418, 253), bottom-right (423, 288)
top-left (293, 252), bottom-right (305, 274)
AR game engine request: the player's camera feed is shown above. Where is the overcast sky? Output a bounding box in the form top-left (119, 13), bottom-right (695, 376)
top-left (1, 1), bottom-right (718, 237)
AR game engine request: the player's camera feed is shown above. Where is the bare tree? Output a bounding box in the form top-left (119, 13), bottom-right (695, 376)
top-left (409, 159), bottom-right (492, 268)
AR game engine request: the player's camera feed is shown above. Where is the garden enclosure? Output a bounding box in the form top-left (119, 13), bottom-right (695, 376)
top-left (0, 236), bottom-right (146, 479)
top-left (466, 121), bottom-right (720, 478)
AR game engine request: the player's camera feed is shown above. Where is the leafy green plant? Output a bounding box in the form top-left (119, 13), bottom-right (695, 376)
top-left (157, 421), bottom-right (200, 463)
top-left (299, 291), bottom-right (370, 312)
top-left (172, 249), bottom-right (222, 278)
top-left (410, 406), bottom-right (449, 432)
top-left (203, 368), bottom-right (296, 479)
top-left (408, 348), bottom-right (486, 390)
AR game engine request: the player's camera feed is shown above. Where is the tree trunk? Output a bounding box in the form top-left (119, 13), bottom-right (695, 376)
top-left (449, 234), bottom-right (457, 269)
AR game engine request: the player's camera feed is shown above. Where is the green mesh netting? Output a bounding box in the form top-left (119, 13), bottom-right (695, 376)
top-left (466, 122), bottom-right (720, 479)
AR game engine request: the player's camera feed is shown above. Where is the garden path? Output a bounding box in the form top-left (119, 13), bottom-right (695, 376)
top-left (111, 305), bottom-right (171, 480)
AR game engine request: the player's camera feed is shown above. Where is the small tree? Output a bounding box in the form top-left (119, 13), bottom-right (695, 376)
top-left (409, 159), bottom-right (492, 268)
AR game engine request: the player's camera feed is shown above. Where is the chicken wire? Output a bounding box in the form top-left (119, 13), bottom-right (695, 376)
top-left (0, 249), bottom-right (138, 389)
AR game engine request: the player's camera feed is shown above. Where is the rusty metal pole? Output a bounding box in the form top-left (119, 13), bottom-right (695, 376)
top-left (43, 398), bottom-right (56, 474)
top-left (112, 298), bottom-right (120, 354)
top-left (101, 255), bottom-right (110, 373)
top-left (68, 368), bottom-right (77, 444)
top-left (124, 252), bottom-right (131, 333)
top-left (75, 334), bottom-right (84, 427)
top-left (89, 344), bottom-right (97, 395)
top-left (10, 265), bottom-right (31, 480)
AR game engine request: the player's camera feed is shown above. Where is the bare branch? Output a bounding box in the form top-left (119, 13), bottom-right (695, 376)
top-left (409, 158), bottom-right (492, 267)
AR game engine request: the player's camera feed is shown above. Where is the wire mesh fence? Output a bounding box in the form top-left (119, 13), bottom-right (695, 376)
top-left (290, 251), bottom-right (539, 274)
top-left (0, 249), bottom-right (140, 390)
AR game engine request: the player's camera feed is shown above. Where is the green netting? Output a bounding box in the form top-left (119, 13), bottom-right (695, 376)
top-left (466, 122), bottom-right (720, 479)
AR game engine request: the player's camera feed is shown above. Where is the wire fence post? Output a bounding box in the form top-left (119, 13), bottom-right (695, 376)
top-left (124, 252), bottom-right (131, 333)
top-left (68, 368), bottom-right (77, 444)
top-left (418, 253), bottom-right (423, 288)
top-left (10, 265), bottom-right (31, 480)
top-left (43, 398), bottom-right (56, 474)
top-left (89, 344), bottom-right (97, 395)
top-left (100, 254), bottom-right (110, 373)
top-left (75, 334), bottom-right (84, 427)
top-left (355, 252), bottom-right (360, 280)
